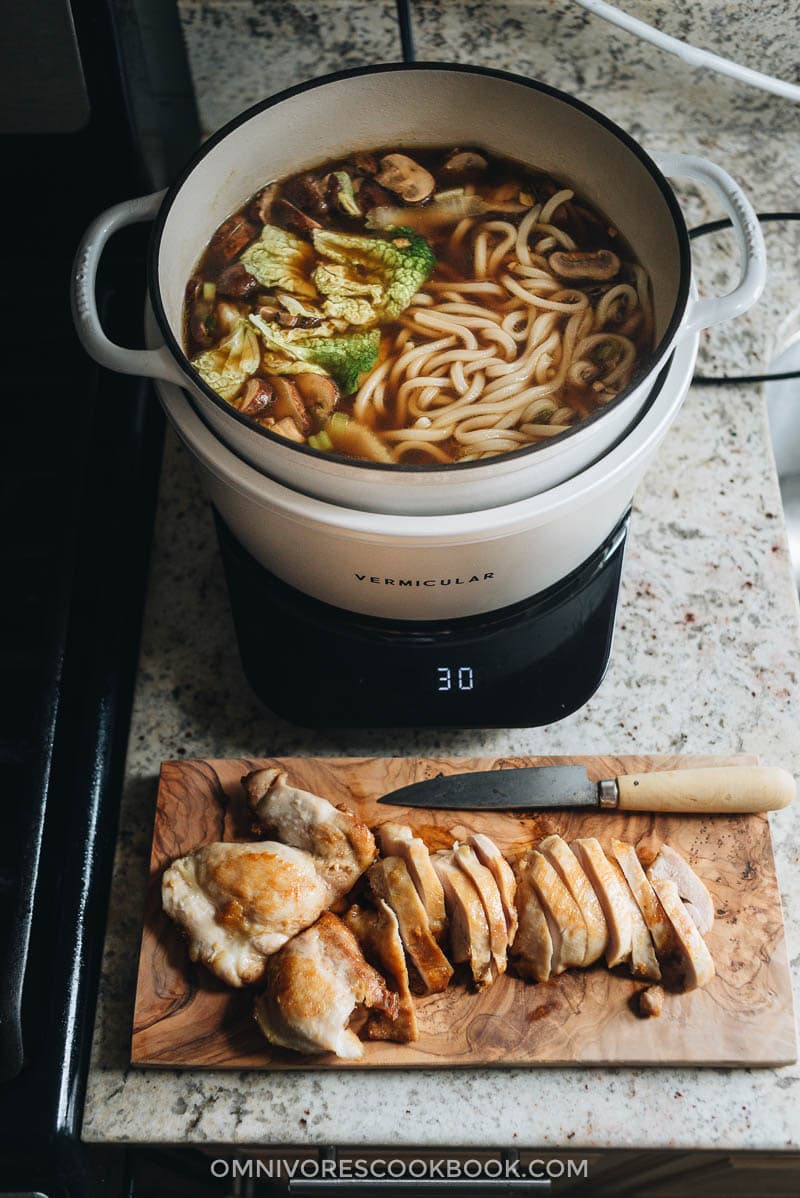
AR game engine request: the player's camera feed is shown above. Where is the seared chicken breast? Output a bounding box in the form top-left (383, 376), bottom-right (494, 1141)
top-left (344, 900), bottom-right (418, 1042)
top-left (611, 839), bottom-right (673, 956)
top-left (254, 913), bottom-right (397, 1059)
top-left (538, 834), bottom-right (608, 966)
top-left (432, 850), bottom-right (493, 988)
top-left (243, 768), bottom-right (377, 892)
top-left (651, 877), bottom-right (715, 990)
top-left (524, 848), bottom-right (587, 974)
top-left (368, 857), bottom-right (453, 993)
top-left (608, 858), bottom-right (661, 981)
top-left (469, 833), bottom-right (519, 943)
top-left (647, 845), bottom-right (714, 936)
top-left (453, 843), bottom-right (508, 975)
top-left (377, 823), bottom-right (447, 941)
top-left (571, 838), bottom-right (633, 969)
top-left (163, 770), bottom-right (378, 987)
top-left (510, 858), bottom-right (553, 982)
top-left (162, 840), bottom-right (333, 987)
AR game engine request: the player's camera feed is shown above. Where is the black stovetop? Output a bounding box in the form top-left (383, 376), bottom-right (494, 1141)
top-left (0, 1), bottom-right (197, 1192)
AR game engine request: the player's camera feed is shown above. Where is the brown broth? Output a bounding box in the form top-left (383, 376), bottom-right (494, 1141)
top-left (184, 146), bottom-right (654, 465)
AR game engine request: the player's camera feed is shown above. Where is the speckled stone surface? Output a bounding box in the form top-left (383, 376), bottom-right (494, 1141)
top-left (82, 1), bottom-right (800, 1150)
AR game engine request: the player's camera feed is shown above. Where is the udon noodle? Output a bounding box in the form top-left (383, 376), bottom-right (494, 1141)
top-left (184, 147), bottom-right (654, 465)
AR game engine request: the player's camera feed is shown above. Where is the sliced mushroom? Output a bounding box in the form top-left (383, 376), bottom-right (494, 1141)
top-left (248, 183), bottom-right (278, 225)
top-left (269, 376), bottom-right (312, 433)
top-left (207, 213), bottom-right (259, 268)
top-left (216, 262), bottom-right (260, 300)
top-left (238, 378), bottom-right (274, 422)
top-left (357, 177), bottom-right (395, 213)
top-left (376, 153), bottom-right (435, 204)
top-left (188, 298), bottom-right (215, 349)
top-left (185, 275), bottom-right (203, 306)
top-left (442, 150), bottom-right (488, 177)
top-left (284, 172), bottom-right (330, 219)
top-left (274, 197), bottom-right (322, 239)
top-left (294, 372), bottom-right (339, 420)
top-left (270, 416), bottom-right (305, 443)
top-left (353, 151), bottom-right (380, 176)
top-left (549, 249), bottom-right (621, 281)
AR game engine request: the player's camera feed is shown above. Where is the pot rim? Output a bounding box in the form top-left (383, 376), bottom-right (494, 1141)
top-left (148, 61), bottom-right (692, 477)
top-left (157, 326), bottom-right (700, 542)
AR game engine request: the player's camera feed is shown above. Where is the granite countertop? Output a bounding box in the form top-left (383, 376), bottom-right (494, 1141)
top-left (82, 1), bottom-right (800, 1151)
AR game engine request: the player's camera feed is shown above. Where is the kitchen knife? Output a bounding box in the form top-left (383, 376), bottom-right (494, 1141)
top-left (376, 764), bottom-right (796, 813)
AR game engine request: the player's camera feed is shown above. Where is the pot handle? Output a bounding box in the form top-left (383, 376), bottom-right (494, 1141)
top-left (71, 191), bottom-right (185, 384)
top-left (653, 151), bottom-right (767, 336)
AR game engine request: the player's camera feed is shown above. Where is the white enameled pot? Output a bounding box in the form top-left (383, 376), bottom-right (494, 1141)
top-left (73, 64), bottom-right (764, 517)
top-left (155, 319), bottom-right (699, 621)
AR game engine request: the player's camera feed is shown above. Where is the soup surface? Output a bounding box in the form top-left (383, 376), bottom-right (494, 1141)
top-left (184, 147), bottom-right (654, 465)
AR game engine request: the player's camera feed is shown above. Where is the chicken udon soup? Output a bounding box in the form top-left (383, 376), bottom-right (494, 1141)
top-left (184, 147), bottom-right (654, 465)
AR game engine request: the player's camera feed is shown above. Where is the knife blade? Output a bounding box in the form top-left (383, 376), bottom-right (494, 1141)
top-left (376, 764), bottom-right (796, 814)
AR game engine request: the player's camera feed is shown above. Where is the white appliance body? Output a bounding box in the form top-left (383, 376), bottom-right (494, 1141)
top-left (74, 65), bottom-right (764, 517)
top-left (157, 328), bottom-right (699, 621)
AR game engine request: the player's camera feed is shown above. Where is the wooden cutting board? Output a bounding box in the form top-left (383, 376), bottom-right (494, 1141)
top-left (132, 754), bottom-right (797, 1069)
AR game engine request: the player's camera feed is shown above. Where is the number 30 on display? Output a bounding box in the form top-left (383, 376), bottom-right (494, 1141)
top-left (436, 666), bottom-right (474, 692)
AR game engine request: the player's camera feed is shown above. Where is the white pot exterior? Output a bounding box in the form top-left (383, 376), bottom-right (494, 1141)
top-left (153, 66), bottom-right (692, 516)
top-left (73, 66), bottom-right (764, 519)
top-left (157, 328), bottom-right (699, 621)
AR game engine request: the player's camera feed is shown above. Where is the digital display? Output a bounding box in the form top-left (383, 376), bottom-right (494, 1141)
top-left (217, 506), bottom-right (628, 729)
top-left (436, 665), bottom-right (475, 692)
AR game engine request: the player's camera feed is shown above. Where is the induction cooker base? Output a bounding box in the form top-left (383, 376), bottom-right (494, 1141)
top-left (216, 509), bottom-right (629, 729)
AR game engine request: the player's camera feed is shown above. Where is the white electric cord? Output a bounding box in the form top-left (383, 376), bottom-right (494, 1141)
top-left (574, 0), bottom-right (800, 103)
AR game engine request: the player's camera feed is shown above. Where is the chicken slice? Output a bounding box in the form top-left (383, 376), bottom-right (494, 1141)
top-left (368, 857), bottom-right (453, 993)
top-left (524, 848), bottom-right (587, 974)
top-left (469, 833), bottom-right (519, 943)
top-left (162, 840), bottom-right (333, 987)
top-left (571, 838), bottom-right (633, 969)
top-left (344, 900), bottom-right (418, 1043)
top-left (611, 839), bottom-right (673, 956)
top-left (647, 845), bottom-right (714, 936)
top-left (254, 913), bottom-right (397, 1059)
top-left (538, 834), bottom-right (608, 966)
top-left (510, 858), bottom-right (553, 982)
top-left (651, 877), bottom-right (716, 991)
top-left (608, 858), bottom-right (661, 981)
top-left (377, 823), bottom-right (447, 941)
top-left (453, 843), bottom-right (508, 975)
top-left (432, 851), bottom-right (493, 988)
top-left (243, 768), bottom-right (377, 893)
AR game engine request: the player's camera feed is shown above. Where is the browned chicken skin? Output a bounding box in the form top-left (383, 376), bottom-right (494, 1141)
top-left (344, 901), bottom-right (419, 1043)
top-left (254, 913), bottom-right (397, 1059)
top-left (243, 768), bottom-right (377, 892)
top-left (162, 770), bottom-right (377, 988)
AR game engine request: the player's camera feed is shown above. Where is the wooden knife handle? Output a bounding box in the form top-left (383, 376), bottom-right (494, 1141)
top-left (615, 766), bottom-right (796, 813)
